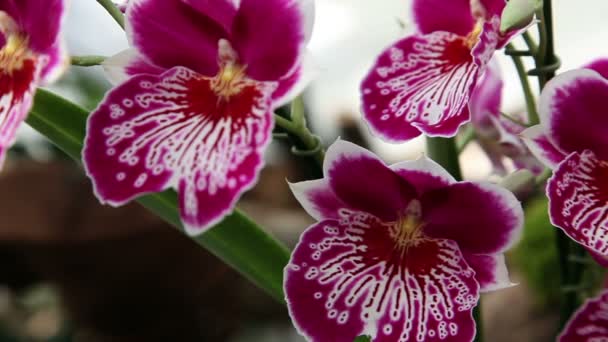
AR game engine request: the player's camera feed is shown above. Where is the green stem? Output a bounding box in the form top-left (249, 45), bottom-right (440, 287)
top-left (506, 43), bottom-right (539, 124)
top-left (522, 31), bottom-right (538, 55)
top-left (274, 98), bottom-right (325, 167)
top-left (71, 55), bottom-right (107, 67)
top-left (96, 0), bottom-right (125, 29)
top-left (426, 137), bottom-right (462, 180)
top-left (535, 0), bottom-right (581, 329)
top-left (456, 126), bottom-right (476, 153)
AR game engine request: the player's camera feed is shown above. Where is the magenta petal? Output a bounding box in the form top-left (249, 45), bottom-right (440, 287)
top-left (0, 0), bottom-right (66, 53)
top-left (361, 32), bottom-right (480, 141)
top-left (38, 41), bottom-right (67, 84)
top-left (584, 58), bottom-right (608, 80)
top-left (470, 60), bottom-right (502, 132)
top-left (547, 150), bottom-right (608, 256)
top-left (422, 182), bottom-right (523, 255)
top-left (289, 179), bottom-right (349, 221)
top-left (477, 0), bottom-right (506, 19)
top-left (285, 217), bottom-right (479, 342)
top-left (103, 49), bottom-right (166, 85)
top-left (0, 58), bottom-right (37, 167)
top-left (181, 0), bottom-right (237, 33)
top-left (390, 156), bottom-right (456, 195)
top-left (559, 290), bottom-right (608, 341)
top-left (231, 0), bottom-right (305, 81)
top-left (83, 66), bottom-right (274, 234)
top-left (588, 249), bottom-right (608, 268)
top-left (539, 69), bottom-right (608, 160)
top-left (521, 125), bottom-right (567, 168)
top-left (412, 0), bottom-right (475, 36)
top-left (463, 253), bottom-right (513, 292)
top-left (272, 51), bottom-right (316, 106)
top-left (127, 0), bottom-right (227, 76)
top-left (324, 140), bottom-right (417, 222)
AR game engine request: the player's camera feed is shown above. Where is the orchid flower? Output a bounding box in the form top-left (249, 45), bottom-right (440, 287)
top-left (469, 60), bottom-right (544, 175)
top-left (0, 0), bottom-right (67, 165)
top-left (559, 289), bottom-right (608, 341)
top-left (285, 140), bottom-right (523, 342)
top-left (360, 0), bottom-right (528, 142)
top-left (83, 0), bottom-right (314, 235)
top-left (522, 59), bottom-right (608, 258)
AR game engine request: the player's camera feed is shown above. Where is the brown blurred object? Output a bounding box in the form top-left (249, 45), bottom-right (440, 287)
top-left (0, 160), bottom-right (288, 341)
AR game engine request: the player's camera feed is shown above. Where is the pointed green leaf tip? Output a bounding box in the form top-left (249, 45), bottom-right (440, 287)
top-left (500, 0), bottom-right (543, 33)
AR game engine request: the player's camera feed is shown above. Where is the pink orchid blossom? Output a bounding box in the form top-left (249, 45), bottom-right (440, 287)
top-left (360, 0), bottom-right (528, 142)
top-left (83, 0), bottom-right (315, 235)
top-left (285, 140), bottom-right (523, 342)
top-left (559, 289), bottom-right (608, 341)
top-left (522, 59), bottom-right (608, 258)
top-left (469, 60), bottom-right (544, 175)
top-left (0, 0), bottom-right (67, 165)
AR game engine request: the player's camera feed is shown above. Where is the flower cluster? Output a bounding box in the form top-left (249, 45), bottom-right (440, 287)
top-left (11, 0), bottom-right (608, 341)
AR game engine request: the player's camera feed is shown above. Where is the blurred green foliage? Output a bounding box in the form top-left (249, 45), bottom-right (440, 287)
top-left (513, 196), bottom-right (561, 307)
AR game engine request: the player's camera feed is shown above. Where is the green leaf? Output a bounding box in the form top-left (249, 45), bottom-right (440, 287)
top-left (27, 89), bottom-right (291, 302)
top-left (353, 335), bottom-right (371, 342)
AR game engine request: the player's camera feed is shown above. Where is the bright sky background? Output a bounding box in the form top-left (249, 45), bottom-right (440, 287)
top-left (29, 0), bottom-right (608, 178)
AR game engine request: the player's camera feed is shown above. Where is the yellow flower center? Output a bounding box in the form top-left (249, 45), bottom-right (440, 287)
top-left (1, 34), bottom-right (31, 74)
top-left (464, 21), bottom-right (484, 49)
top-left (211, 62), bottom-right (247, 100)
top-left (390, 200), bottom-right (424, 248)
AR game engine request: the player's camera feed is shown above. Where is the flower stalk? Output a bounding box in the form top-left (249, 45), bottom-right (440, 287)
top-left (96, 0), bottom-right (125, 29)
top-left (274, 97), bottom-right (325, 167)
top-left (71, 55), bottom-right (106, 66)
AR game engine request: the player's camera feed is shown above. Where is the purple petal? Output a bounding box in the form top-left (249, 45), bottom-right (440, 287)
top-left (231, 0), bottom-right (306, 81)
top-left (285, 217), bottom-right (479, 342)
top-left (558, 290), bottom-right (608, 341)
top-left (476, 0), bottom-right (507, 19)
top-left (360, 32), bottom-right (480, 142)
top-left (422, 181), bottom-right (524, 255)
top-left (38, 41), bottom-right (68, 84)
top-left (521, 125), bottom-right (567, 168)
top-left (412, 0), bottom-right (475, 36)
top-left (0, 30), bottom-right (5, 47)
top-left (324, 140), bottom-right (417, 222)
top-left (588, 249), bottom-right (608, 268)
top-left (103, 49), bottom-right (166, 85)
top-left (538, 69), bottom-right (608, 160)
top-left (463, 253), bottom-right (513, 292)
top-left (181, 0), bottom-right (238, 33)
top-left (126, 0), bottom-right (227, 76)
top-left (83, 66), bottom-right (275, 234)
top-left (390, 156), bottom-right (456, 196)
top-left (584, 58), bottom-right (608, 80)
top-left (0, 0), bottom-right (66, 53)
top-left (547, 150), bottom-right (608, 256)
top-left (289, 179), bottom-right (349, 221)
top-left (271, 50), bottom-right (316, 107)
top-left (0, 58), bottom-right (37, 167)
top-left (470, 60), bottom-right (503, 132)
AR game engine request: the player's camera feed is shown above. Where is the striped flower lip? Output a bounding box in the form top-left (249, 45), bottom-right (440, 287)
top-left (0, 0), bottom-right (68, 167)
top-left (285, 140), bottom-right (523, 342)
top-left (521, 59), bottom-right (608, 259)
top-left (360, 0), bottom-right (527, 143)
top-left (559, 289), bottom-right (608, 341)
top-left (83, 0), bottom-right (315, 235)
